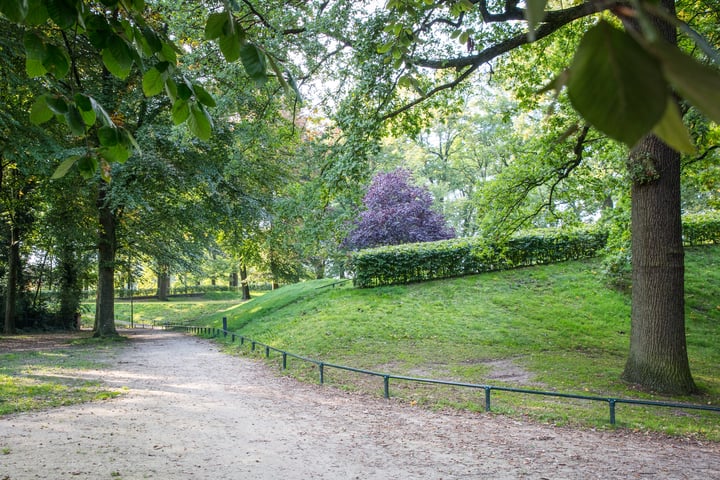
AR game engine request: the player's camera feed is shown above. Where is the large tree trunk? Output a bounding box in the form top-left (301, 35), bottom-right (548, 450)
top-left (3, 225), bottom-right (19, 334)
top-left (622, 135), bottom-right (696, 394)
top-left (240, 264), bottom-right (251, 301)
top-left (156, 265), bottom-right (170, 301)
top-left (620, 0), bottom-right (696, 395)
top-left (94, 183), bottom-right (118, 337)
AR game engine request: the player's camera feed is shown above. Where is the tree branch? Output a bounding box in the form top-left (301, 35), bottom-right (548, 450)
top-left (413, 3), bottom-right (600, 71)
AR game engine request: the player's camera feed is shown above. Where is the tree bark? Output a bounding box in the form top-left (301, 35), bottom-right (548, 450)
top-left (157, 265), bottom-right (170, 301)
top-left (94, 182), bottom-right (118, 337)
top-left (622, 135), bottom-right (696, 394)
top-left (240, 264), bottom-right (251, 301)
top-left (3, 224), bottom-right (19, 334)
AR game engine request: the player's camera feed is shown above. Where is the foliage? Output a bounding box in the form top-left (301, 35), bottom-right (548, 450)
top-left (683, 211), bottom-right (720, 245)
top-left (343, 168), bottom-right (455, 250)
top-left (351, 227), bottom-right (608, 288)
top-left (375, 0), bottom-right (720, 153)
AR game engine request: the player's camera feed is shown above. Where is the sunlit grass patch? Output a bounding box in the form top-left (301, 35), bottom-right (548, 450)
top-left (0, 348), bottom-right (122, 416)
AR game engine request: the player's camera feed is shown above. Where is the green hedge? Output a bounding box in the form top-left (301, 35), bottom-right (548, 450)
top-left (351, 228), bottom-right (609, 288)
top-left (683, 212), bottom-right (720, 246)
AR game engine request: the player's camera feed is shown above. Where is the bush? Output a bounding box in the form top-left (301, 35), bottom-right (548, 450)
top-left (683, 212), bottom-right (720, 246)
top-left (351, 228), bottom-right (608, 288)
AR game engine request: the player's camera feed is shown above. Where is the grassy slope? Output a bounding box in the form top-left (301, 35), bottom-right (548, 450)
top-left (209, 246), bottom-right (720, 439)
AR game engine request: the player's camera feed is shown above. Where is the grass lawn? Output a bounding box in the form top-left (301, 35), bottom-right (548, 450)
top-left (201, 246), bottom-right (720, 440)
top-left (0, 336), bottom-right (124, 415)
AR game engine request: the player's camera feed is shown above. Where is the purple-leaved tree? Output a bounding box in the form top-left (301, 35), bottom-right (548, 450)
top-left (344, 169), bottom-right (455, 250)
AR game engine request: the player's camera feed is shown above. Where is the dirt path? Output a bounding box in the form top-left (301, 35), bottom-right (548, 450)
top-left (1, 330), bottom-right (718, 479)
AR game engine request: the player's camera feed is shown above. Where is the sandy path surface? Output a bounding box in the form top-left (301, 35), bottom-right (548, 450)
top-left (1, 329), bottom-right (718, 479)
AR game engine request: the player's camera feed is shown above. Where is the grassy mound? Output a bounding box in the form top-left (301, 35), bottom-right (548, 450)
top-left (210, 246), bottom-right (720, 439)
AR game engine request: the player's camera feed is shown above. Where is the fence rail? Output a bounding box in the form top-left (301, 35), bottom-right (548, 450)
top-left (170, 323), bottom-right (720, 426)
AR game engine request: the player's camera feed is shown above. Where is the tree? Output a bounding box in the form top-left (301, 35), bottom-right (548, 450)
top-left (620, 0), bottom-right (696, 393)
top-left (328, 0), bottom-right (718, 394)
top-left (344, 168), bottom-right (455, 250)
top-left (3, 0), bottom-right (719, 390)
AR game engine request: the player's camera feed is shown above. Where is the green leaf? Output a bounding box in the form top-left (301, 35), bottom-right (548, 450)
top-left (165, 77), bottom-right (178, 101)
top-left (142, 67), bottom-right (165, 97)
top-left (25, 0), bottom-right (49, 25)
top-left (240, 43), bottom-right (267, 86)
top-left (525, 0), bottom-right (548, 42)
top-left (51, 155), bottom-right (80, 179)
top-left (377, 41), bottom-right (393, 54)
top-left (99, 159), bottom-right (112, 182)
top-left (102, 36), bottom-right (133, 79)
top-left (265, 54), bottom-right (290, 92)
top-left (65, 104), bottom-right (86, 136)
top-left (77, 155), bottom-right (99, 179)
top-left (192, 83), bottom-right (216, 108)
top-left (159, 41), bottom-right (177, 64)
top-left (30, 96), bottom-right (54, 125)
top-left (23, 30), bottom-right (45, 56)
top-left (143, 27), bottom-right (163, 53)
top-left (652, 99), bottom-right (695, 154)
top-left (46, 0), bottom-right (77, 29)
top-left (172, 99), bottom-right (190, 125)
top-left (177, 81), bottom-right (193, 100)
top-left (42, 44), bottom-right (70, 79)
top-left (650, 43), bottom-right (720, 125)
top-left (567, 21), bottom-right (667, 148)
top-left (25, 58), bottom-right (46, 77)
top-left (129, 0), bottom-right (145, 12)
top-left (90, 97), bottom-right (114, 126)
top-left (218, 29), bottom-right (242, 62)
top-left (45, 95), bottom-right (68, 114)
top-left (99, 144), bottom-right (131, 163)
top-left (120, 127), bottom-right (141, 152)
top-left (85, 13), bottom-right (110, 49)
top-left (0, 0), bottom-right (29, 22)
top-left (98, 125), bottom-right (120, 146)
top-left (205, 12), bottom-right (228, 40)
top-left (188, 104), bottom-right (212, 140)
top-left (74, 94), bottom-right (96, 127)
top-left (23, 32), bottom-right (45, 73)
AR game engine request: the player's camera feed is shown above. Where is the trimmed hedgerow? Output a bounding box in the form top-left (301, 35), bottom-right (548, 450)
top-left (351, 228), bottom-right (608, 288)
top-left (683, 212), bottom-right (720, 246)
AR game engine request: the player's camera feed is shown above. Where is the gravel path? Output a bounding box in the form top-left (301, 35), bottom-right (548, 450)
top-left (1, 329), bottom-right (718, 479)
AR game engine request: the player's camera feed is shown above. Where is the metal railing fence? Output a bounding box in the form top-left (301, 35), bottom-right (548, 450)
top-left (171, 323), bottom-right (720, 427)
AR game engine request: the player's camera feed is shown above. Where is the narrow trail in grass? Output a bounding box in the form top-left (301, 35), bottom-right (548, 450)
top-left (1, 330), bottom-right (717, 479)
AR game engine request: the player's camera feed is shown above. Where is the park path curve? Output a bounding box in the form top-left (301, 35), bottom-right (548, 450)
top-left (1, 329), bottom-right (718, 479)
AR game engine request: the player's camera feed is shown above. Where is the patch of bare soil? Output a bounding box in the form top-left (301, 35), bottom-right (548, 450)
top-left (0, 331), bottom-right (94, 353)
top-left (1, 329), bottom-right (718, 479)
